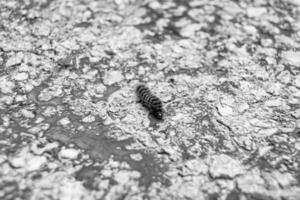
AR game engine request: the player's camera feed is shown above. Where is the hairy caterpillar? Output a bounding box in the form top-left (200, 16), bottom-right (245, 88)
top-left (136, 85), bottom-right (163, 120)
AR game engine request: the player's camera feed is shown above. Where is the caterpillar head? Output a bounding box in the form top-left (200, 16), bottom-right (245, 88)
top-left (153, 110), bottom-right (163, 120)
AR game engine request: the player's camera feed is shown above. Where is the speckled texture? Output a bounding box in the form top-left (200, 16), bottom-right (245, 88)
top-left (0, 0), bottom-right (300, 199)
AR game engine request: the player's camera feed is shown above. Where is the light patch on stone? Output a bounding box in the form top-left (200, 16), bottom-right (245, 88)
top-left (23, 83), bottom-right (34, 92)
top-left (185, 159), bottom-right (209, 175)
top-left (0, 76), bottom-right (15, 93)
top-left (260, 38), bottom-right (273, 47)
top-left (257, 146), bottom-right (273, 157)
top-left (103, 70), bottom-right (124, 85)
top-left (60, 117), bottom-right (71, 126)
top-left (288, 86), bottom-right (300, 97)
top-left (78, 30), bottom-right (96, 43)
top-left (272, 171), bottom-right (297, 188)
top-left (114, 170), bottom-right (141, 184)
top-left (20, 109), bottom-right (35, 119)
top-left (277, 70), bottom-right (291, 84)
top-left (82, 115), bottom-right (95, 123)
top-left (6, 53), bottom-right (22, 67)
top-left (87, 83), bottom-right (106, 98)
top-left (60, 181), bottom-right (87, 200)
top-left (34, 21), bottom-right (52, 36)
top-left (238, 103), bottom-right (249, 113)
top-left (15, 95), bottom-right (27, 102)
top-left (130, 153), bottom-right (143, 161)
top-left (61, 39), bottom-right (80, 50)
top-left (14, 72), bottom-right (29, 81)
top-left (27, 156), bottom-right (47, 171)
top-left (208, 155), bottom-right (244, 179)
top-left (10, 156), bottom-right (26, 168)
top-left (243, 25), bottom-right (257, 35)
top-left (237, 170), bottom-right (266, 194)
top-left (257, 127), bottom-right (278, 137)
top-left (295, 141), bottom-right (300, 150)
top-left (293, 90), bottom-right (300, 97)
top-left (31, 141), bottom-right (59, 155)
top-left (102, 169), bottom-right (113, 177)
top-left (294, 75), bottom-right (300, 87)
top-left (0, 95), bottom-right (14, 109)
top-left (38, 85), bottom-right (63, 101)
top-left (264, 99), bottom-right (282, 107)
top-left (288, 0), bottom-right (300, 5)
top-left (266, 83), bottom-right (282, 95)
top-left (59, 148), bottom-right (80, 160)
top-left (10, 148), bottom-right (47, 172)
top-left (282, 51), bottom-right (300, 66)
top-left (247, 7), bottom-right (267, 18)
top-left (292, 109), bottom-right (300, 119)
top-left (180, 24), bottom-right (200, 37)
top-left (148, 1), bottom-right (161, 9)
top-left (42, 106), bottom-right (57, 117)
top-left (217, 104), bottom-right (234, 116)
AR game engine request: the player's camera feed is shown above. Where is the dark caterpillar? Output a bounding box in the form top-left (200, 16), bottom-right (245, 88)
top-left (136, 85), bottom-right (163, 120)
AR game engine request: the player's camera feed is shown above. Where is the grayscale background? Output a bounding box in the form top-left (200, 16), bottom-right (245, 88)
top-left (0, 0), bottom-right (300, 199)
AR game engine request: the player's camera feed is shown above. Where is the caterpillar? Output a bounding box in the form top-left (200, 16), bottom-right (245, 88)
top-left (136, 85), bottom-right (163, 120)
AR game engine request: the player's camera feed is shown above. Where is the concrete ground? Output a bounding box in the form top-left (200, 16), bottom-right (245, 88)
top-left (0, 0), bottom-right (300, 199)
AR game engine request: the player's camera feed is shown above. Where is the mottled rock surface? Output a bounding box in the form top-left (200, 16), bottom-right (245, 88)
top-left (0, 0), bottom-right (300, 199)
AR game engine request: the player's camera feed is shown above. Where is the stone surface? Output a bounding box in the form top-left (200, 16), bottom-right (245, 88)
top-left (0, 0), bottom-right (299, 199)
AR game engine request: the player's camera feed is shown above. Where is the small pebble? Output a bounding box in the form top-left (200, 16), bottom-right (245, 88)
top-left (27, 156), bottom-right (47, 171)
top-left (14, 72), bottom-right (29, 81)
top-left (294, 75), bottom-right (300, 88)
top-left (265, 99), bottom-right (282, 107)
top-left (0, 76), bottom-right (15, 93)
top-left (257, 128), bottom-right (278, 137)
top-left (209, 155), bottom-right (245, 179)
top-left (282, 51), bottom-right (300, 66)
top-left (59, 148), bottom-right (80, 160)
top-left (82, 115), bottom-right (95, 123)
top-left (292, 109), bottom-right (300, 119)
top-left (217, 104), bottom-right (234, 116)
top-left (10, 156), bottom-right (26, 168)
top-left (20, 109), bottom-right (35, 119)
top-left (103, 70), bottom-right (124, 85)
top-left (60, 117), bottom-right (71, 126)
top-left (130, 153), bottom-right (143, 161)
top-left (247, 7), bottom-right (267, 17)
